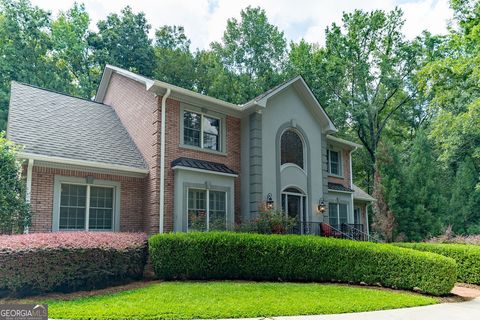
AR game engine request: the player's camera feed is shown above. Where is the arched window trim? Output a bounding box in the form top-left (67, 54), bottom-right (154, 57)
top-left (280, 128), bottom-right (306, 171)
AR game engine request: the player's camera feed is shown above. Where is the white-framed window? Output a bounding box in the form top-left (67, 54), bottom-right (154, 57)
top-left (53, 176), bottom-right (120, 232)
top-left (187, 188), bottom-right (227, 231)
top-left (327, 149), bottom-right (342, 176)
top-left (183, 110), bottom-right (221, 151)
top-left (354, 207), bottom-right (362, 225)
top-left (59, 184), bottom-right (115, 231)
top-left (280, 129), bottom-right (305, 169)
top-left (328, 202), bottom-right (348, 227)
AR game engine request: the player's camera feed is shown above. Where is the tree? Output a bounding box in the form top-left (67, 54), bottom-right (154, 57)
top-left (50, 3), bottom-right (100, 99)
top-left (210, 6), bottom-right (288, 103)
top-left (153, 25), bottom-right (196, 90)
top-left (0, 132), bottom-right (30, 234)
top-left (0, 0), bottom-right (56, 130)
top-left (89, 6), bottom-right (155, 77)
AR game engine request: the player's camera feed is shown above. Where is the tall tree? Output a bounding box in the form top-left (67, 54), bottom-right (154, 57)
top-left (153, 25), bottom-right (196, 90)
top-left (50, 3), bottom-right (99, 98)
top-left (89, 6), bottom-right (155, 77)
top-left (210, 6), bottom-right (288, 103)
top-left (0, 0), bottom-right (55, 130)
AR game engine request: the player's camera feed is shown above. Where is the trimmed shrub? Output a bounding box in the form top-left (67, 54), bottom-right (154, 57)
top-left (149, 232), bottom-right (457, 296)
top-left (0, 232), bottom-right (148, 296)
top-left (395, 242), bottom-right (480, 284)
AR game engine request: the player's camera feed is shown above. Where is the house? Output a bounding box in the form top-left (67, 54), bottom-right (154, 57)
top-left (6, 65), bottom-right (374, 236)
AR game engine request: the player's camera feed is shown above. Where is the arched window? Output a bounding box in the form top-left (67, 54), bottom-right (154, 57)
top-left (281, 129), bottom-right (304, 169)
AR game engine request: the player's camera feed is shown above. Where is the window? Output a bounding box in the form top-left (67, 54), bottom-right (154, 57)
top-left (328, 202), bottom-right (348, 227)
top-left (187, 189), bottom-right (227, 231)
top-left (183, 111), bottom-right (221, 151)
top-left (327, 149), bottom-right (342, 176)
top-left (354, 207), bottom-right (361, 225)
top-left (59, 184), bottom-right (114, 231)
top-left (281, 129), bottom-right (304, 169)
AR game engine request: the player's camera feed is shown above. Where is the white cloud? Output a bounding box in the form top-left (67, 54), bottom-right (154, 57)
top-left (30, 0), bottom-right (453, 50)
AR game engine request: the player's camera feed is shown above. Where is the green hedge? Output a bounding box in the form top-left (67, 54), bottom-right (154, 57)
top-left (395, 242), bottom-right (480, 284)
top-left (149, 232), bottom-right (457, 296)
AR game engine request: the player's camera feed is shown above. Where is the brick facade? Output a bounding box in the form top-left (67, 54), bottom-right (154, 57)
top-left (29, 166), bottom-right (145, 233)
top-left (103, 73), bottom-right (160, 233)
top-left (102, 73), bottom-right (241, 233)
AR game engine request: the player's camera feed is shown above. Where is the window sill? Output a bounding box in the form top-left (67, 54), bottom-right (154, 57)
top-left (328, 173), bottom-right (345, 179)
top-left (179, 144), bottom-right (227, 157)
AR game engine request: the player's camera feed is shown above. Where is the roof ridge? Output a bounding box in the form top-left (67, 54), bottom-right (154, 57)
top-left (11, 81), bottom-right (107, 107)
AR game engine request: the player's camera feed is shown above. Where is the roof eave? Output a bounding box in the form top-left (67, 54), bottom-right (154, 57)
top-left (16, 152), bottom-right (149, 175)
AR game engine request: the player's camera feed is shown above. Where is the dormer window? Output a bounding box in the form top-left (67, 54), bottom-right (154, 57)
top-left (183, 110), bottom-right (220, 151)
top-left (327, 149), bottom-right (342, 176)
top-left (281, 129), bottom-right (304, 169)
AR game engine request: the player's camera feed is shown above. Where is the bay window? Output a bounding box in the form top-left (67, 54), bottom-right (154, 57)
top-left (187, 188), bottom-right (227, 231)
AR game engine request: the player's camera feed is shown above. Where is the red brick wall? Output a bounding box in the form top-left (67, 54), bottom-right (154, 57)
top-left (328, 149), bottom-right (351, 188)
top-left (162, 98), bottom-right (241, 232)
top-left (29, 166), bottom-right (145, 233)
top-left (102, 72), bottom-right (242, 234)
top-left (103, 73), bottom-right (160, 233)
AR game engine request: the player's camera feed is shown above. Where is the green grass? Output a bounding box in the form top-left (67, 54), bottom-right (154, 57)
top-left (43, 281), bottom-right (438, 319)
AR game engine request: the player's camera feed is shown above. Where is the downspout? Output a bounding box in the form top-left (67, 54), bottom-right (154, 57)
top-left (159, 88), bottom-right (171, 233)
top-left (25, 158), bottom-right (34, 234)
top-left (349, 148), bottom-right (355, 224)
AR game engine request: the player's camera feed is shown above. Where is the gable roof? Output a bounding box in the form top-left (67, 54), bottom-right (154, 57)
top-left (7, 82), bottom-right (147, 172)
top-left (95, 66), bottom-right (337, 133)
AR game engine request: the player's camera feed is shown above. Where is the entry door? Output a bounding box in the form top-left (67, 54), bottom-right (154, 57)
top-left (281, 189), bottom-right (306, 233)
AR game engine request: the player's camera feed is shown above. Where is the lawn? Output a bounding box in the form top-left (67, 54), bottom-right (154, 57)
top-left (42, 281), bottom-right (438, 319)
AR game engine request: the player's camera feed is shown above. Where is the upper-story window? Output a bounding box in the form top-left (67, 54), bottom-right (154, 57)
top-left (281, 129), bottom-right (304, 169)
top-left (327, 149), bottom-right (342, 176)
top-left (183, 111), bottom-right (220, 151)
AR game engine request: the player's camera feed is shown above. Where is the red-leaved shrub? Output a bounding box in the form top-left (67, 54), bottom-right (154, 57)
top-left (0, 232), bottom-right (148, 296)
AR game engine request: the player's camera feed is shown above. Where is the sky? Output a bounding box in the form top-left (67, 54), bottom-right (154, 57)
top-left (30, 0), bottom-right (453, 50)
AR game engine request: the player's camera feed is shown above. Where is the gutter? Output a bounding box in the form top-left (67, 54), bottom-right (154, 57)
top-left (16, 152), bottom-right (149, 174)
top-left (159, 88), bottom-right (171, 234)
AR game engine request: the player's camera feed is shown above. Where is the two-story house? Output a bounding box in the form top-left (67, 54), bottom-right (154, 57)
top-left (6, 65), bottom-right (374, 236)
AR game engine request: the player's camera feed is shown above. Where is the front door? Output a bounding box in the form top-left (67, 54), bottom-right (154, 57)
top-left (281, 188), bottom-right (306, 234)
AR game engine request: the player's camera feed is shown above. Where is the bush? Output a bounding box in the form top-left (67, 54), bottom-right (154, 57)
top-left (0, 232), bottom-right (148, 296)
top-left (395, 242), bottom-right (480, 284)
top-left (149, 232), bottom-right (456, 296)
top-left (236, 209), bottom-right (297, 234)
top-left (0, 132), bottom-right (30, 234)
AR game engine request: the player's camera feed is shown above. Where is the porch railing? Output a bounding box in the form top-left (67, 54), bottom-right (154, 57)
top-left (270, 222), bottom-right (375, 242)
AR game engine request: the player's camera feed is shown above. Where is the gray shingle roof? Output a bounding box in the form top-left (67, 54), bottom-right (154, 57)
top-left (352, 183), bottom-right (376, 201)
top-left (7, 82), bottom-right (147, 170)
top-left (328, 182), bottom-right (354, 192)
top-left (171, 157), bottom-right (237, 175)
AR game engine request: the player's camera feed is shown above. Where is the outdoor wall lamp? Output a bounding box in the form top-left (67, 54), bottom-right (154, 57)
top-left (317, 200), bottom-right (326, 214)
top-left (266, 193), bottom-right (274, 210)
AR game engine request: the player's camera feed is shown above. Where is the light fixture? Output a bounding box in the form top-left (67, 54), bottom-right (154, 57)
top-left (266, 193), bottom-right (274, 210)
top-left (317, 200), bottom-right (326, 214)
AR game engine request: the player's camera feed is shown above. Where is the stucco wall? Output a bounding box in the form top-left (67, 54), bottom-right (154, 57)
top-left (259, 86), bottom-right (327, 223)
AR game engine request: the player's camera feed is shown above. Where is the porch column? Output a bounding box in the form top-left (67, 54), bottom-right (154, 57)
top-left (24, 158), bottom-right (34, 233)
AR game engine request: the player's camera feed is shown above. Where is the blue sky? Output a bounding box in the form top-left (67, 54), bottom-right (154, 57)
top-left (31, 0), bottom-right (453, 50)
